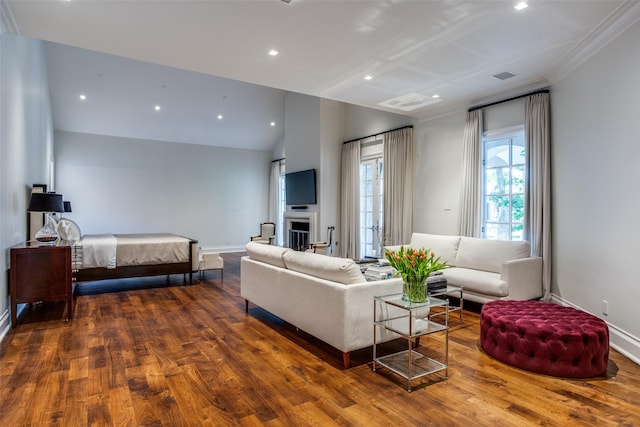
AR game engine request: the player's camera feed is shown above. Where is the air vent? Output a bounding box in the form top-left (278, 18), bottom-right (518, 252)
top-left (378, 93), bottom-right (442, 111)
top-left (493, 71), bottom-right (518, 80)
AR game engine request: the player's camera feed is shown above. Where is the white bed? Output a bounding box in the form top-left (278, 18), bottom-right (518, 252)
top-left (66, 229), bottom-right (198, 284)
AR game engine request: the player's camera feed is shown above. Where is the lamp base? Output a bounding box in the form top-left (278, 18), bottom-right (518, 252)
top-left (34, 213), bottom-right (59, 243)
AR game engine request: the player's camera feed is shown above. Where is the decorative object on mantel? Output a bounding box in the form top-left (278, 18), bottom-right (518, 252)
top-left (384, 246), bottom-right (448, 303)
top-left (27, 192), bottom-right (64, 243)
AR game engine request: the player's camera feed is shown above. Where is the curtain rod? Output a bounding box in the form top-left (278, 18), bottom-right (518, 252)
top-left (468, 88), bottom-right (549, 112)
top-left (343, 124), bottom-right (413, 144)
top-left (271, 157), bottom-right (284, 163)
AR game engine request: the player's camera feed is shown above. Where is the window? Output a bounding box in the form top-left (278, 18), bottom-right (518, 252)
top-left (359, 139), bottom-right (384, 258)
top-left (482, 128), bottom-right (525, 241)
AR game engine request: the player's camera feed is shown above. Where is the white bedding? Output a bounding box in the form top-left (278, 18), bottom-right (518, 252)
top-left (79, 233), bottom-right (190, 269)
top-left (81, 234), bottom-right (117, 269)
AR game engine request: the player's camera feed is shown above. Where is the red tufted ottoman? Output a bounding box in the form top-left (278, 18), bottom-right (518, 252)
top-left (480, 300), bottom-right (609, 378)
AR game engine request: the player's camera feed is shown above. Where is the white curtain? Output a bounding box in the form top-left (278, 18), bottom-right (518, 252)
top-left (339, 141), bottom-right (361, 258)
top-left (457, 109), bottom-right (483, 237)
top-left (268, 160), bottom-right (282, 246)
top-left (524, 93), bottom-right (552, 301)
top-left (383, 128), bottom-right (413, 246)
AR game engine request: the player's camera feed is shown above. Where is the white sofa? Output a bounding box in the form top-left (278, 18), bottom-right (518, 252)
top-left (386, 233), bottom-right (543, 304)
top-left (241, 242), bottom-right (403, 368)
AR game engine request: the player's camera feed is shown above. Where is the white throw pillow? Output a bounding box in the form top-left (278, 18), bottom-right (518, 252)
top-left (455, 237), bottom-right (530, 273)
top-left (282, 251), bottom-right (365, 284)
top-left (408, 233), bottom-right (461, 265)
top-left (245, 241), bottom-right (289, 268)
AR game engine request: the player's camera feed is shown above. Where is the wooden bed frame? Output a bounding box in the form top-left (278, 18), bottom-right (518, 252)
top-left (74, 238), bottom-right (198, 285)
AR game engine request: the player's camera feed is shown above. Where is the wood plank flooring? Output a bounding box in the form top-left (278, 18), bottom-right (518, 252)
top-left (1, 252), bottom-right (639, 426)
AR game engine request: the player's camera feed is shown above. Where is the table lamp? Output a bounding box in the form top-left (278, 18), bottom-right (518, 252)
top-left (28, 192), bottom-right (64, 242)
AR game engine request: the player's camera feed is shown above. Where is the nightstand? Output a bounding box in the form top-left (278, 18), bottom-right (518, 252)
top-left (10, 240), bottom-right (73, 328)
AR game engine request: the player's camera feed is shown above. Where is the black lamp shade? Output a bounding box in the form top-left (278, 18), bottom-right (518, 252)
top-left (63, 201), bottom-right (72, 213)
top-left (28, 192), bottom-right (64, 213)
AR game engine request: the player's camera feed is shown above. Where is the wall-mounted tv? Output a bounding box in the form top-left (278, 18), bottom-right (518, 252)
top-left (285, 168), bottom-right (317, 205)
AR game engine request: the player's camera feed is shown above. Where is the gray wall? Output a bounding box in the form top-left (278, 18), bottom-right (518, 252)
top-left (551, 17), bottom-right (640, 361)
top-left (0, 34), bottom-right (54, 336)
top-left (55, 131), bottom-right (272, 251)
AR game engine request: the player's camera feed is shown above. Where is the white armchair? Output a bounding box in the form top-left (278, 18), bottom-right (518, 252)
top-left (250, 222), bottom-right (275, 245)
top-left (306, 226), bottom-right (335, 256)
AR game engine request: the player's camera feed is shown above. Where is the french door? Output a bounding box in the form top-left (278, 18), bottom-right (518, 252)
top-left (360, 158), bottom-right (383, 258)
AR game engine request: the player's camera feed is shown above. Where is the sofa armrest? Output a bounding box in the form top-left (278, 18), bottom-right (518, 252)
top-left (500, 257), bottom-right (543, 300)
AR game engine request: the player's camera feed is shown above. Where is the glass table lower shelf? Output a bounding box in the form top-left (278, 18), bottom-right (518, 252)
top-left (374, 349), bottom-right (447, 380)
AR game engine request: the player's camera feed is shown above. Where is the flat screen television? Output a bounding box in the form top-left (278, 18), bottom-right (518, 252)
top-left (285, 168), bottom-right (316, 205)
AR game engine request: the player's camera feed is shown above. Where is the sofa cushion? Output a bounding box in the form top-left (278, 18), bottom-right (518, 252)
top-left (444, 267), bottom-right (509, 297)
top-left (282, 251), bottom-right (366, 284)
top-left (245, 241), bottom-right (289, 268)
top-left (454, 237), bottom-right (530, 273)
top-left (408, 233), bottom-right (461, 265)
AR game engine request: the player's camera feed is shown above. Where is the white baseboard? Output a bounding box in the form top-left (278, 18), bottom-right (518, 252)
top-left (551, 294), bottom-right (640, 366)
top-left (200, 245), bottom-right (246, 253)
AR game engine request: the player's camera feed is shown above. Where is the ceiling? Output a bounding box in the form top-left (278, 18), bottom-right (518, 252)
top-left (3, 0), bottom-right (640, 151)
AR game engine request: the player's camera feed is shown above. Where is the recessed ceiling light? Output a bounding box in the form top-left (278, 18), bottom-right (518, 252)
top-left (432, 94), bottom-right (440, 99)
top-left (79, 94), bottom-right (86, 101)
top-left (514, 2), bottom-right (528, 11)
top-left (270, 122), bottom-right (276, 127)
top-left (154, 105), bottom-right (161, 111)
top-left (364, 75), bottom-right (373, 80)
top-left (268, 49), bottom-right (279, 56)
top-left (218, 115), bottom-right (223, 120)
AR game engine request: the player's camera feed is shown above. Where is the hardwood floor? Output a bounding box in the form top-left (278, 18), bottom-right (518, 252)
top-left (1, 252), bottom-right (639, 426)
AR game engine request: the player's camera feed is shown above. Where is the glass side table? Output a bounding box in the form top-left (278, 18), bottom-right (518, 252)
top-left (373, 294), bottom-right (449, 392)
top-left (428, 285), bottom-right (463, 323)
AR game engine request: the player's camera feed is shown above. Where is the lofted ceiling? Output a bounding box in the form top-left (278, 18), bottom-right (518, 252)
top-left (3, 0), bottom-right (640, 151)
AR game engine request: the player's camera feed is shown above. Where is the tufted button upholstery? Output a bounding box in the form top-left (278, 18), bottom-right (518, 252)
top-left (480, 300), bottom-right (609, 378)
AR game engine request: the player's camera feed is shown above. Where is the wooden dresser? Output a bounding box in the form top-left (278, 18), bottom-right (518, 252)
top-left (10, 240), bottom-right (73, 328)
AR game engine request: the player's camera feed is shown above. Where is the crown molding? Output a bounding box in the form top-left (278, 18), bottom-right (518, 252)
top-left (545, 0), bottom-right (640, 84)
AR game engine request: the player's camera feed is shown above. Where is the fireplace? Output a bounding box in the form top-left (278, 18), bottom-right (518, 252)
top-left (289, 221), bottom-right (310, 251)
top-left (284, 211), bottom-right (316, 250)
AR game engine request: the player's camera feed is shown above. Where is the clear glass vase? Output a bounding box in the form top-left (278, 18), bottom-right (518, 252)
top-left (402, 276), bottom-right (428, 303)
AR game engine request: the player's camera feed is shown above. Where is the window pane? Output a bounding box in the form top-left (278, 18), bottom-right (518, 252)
top-left (485, 222), bottom-right (511, 240)
top-left (485, 139), bottom-right (510, 168)
top-left (512, 194), bottom-right (524, 222)
top-left (512, 135), bottom-right (525, 166)
top-left (485, 195), bottom-right (510, 222)
top-left (512, 166), bottom-right (525, 193)
top-left (485, 167), bottom-right (510, 195)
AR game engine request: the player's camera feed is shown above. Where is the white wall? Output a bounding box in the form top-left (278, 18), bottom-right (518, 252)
top-left (551, 18), bottom-right (640, 362)
top-left (414, 112), bottom-right (465, 235)
top-left (343, 104), bottom-right (413, 142)
top-left (0, 34), bottom-right (54, 337)
top-left (55, 131), bottom-right (271, 251)
top-left (318, 99), bottom-right (346, 239)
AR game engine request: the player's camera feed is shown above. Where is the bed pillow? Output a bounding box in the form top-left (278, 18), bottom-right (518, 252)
top-left (282, 251), bottom-right (366, 285)
top-left (245, 241), bottom-right (289, 268)
top-left (56, 218), bottom-right (82, 242)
